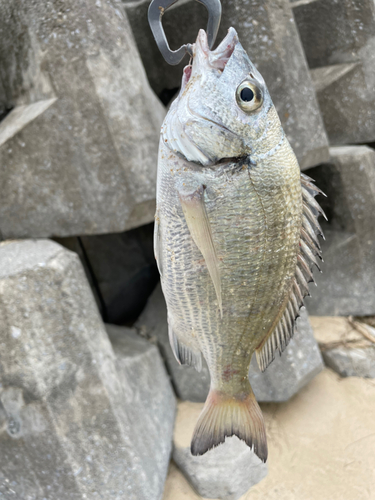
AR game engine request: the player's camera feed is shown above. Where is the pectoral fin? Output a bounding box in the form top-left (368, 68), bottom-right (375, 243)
top-left (178, 185), bottom-right (222, 317)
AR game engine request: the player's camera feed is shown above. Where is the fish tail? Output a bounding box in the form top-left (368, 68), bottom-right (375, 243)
top-left (190, 384), bottom-right (268, 462)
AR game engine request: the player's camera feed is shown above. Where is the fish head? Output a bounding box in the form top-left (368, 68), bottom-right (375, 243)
top-left (162, 28), bottom-right (279, 166)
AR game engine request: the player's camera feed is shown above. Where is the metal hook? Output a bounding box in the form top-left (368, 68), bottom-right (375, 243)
top-left (148, 0), bottom-right (222, 65)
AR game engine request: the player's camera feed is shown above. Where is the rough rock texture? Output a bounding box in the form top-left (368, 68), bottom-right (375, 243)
top-left (55, 223), bottom-right (159, 324)
top-left (163, 369), bottom-right (375, 500)
top-left (305, 146), bottom-right (375, 316)
top-left (136, 284), bottom-right (323, 402)
top-left (310, 316), bottom-right (375, 378)
top-left (0, 0), bottom-right (165, 239)
top-left (293, 0), bottom-right (375, 144)
top-left (172, 401), bottom-right (268, 500)
top-left (0, 239), bottom-right (175, 500)
top-left (248, 308), bottom-right (323, 402)
top-left (124, 0), bottom-right (329, 170)
top-left (106, 324), bottom-right (177, 494)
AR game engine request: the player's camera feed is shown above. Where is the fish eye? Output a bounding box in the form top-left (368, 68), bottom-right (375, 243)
top-left (236, 81), bottom-right (263, 112)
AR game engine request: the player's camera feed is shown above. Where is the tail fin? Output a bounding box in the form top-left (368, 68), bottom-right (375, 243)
top-left (190, 387), bottom-right (268, 462)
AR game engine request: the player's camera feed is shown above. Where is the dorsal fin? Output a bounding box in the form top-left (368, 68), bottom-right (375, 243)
top-left (178, 184), bottom-right (222, 317)
top-left (256, 174), bottom-right (326, 372)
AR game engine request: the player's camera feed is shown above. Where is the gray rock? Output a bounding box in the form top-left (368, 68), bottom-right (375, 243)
top-left (293, 0), bottom-right (375, 144)
top-left (311, 316), bottom-right (375, 378)
top-left (106, 324), bottom-right (177, 496)
top-left (55, 223), bottom-right (159, 324)
top-left (0, 239), bottom-right (175, 500)
top-left (0, 0), bottom-right (165, 239)
top-left (124, 0), bottom-right (329, 170)
top-left (324, 348), bottom-right (375, 378)
top-left (305, 146), bottom-right (375, 316)
top-left (136, 284), bottom-right (323, 403)
top-left (172, 401), bottom-right (267, 500)
top-left (249, 308), bottom-right (324, 402)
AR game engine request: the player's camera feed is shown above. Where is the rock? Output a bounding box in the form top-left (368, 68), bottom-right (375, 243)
top-left (310, 316), bottom-right (375, 378)
top-left (163, 369), bottom-right (375, 500)
top-left (106, 324), bottom-right (177, 496)
top-left (248, 308), bottom-right (324, 402)
top-left (305, 146), bottom-right (375, 316)
top-left (172, 401), bottom-right (268, 500)
top-left (124, 0), bottom-right (329, 170)
top-left (0, 239), bottom-right (175, 499)
top-left (292, 0), bottom-right (375, 144)
top-left (55, 223), bottom-right (159, 324)
top-left (136, 285), bottom-right (323, 402)
top-left (0, 0), bottom-right (165, 239)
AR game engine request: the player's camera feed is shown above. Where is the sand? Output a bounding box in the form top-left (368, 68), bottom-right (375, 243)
top-left (163, 368), bottom-right (375, 500)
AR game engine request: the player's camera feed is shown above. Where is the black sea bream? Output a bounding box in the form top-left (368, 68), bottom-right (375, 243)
top-left (154, 28), bottom-right (325, 462)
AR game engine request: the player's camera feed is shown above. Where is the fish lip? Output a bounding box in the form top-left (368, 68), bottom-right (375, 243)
top-left (195, 27), bottom-right (239, 70)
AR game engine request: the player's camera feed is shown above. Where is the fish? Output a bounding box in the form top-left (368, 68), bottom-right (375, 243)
top-left (154, 27), bottom-right (326, 462)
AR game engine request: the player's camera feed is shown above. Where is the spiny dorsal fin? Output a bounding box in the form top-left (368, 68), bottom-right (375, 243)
top-left (178, 184), bottom-right (222, 317)
top-left (256, 174), bottom-right (325, 372)
top-left (168, 320), bottom-right (202, 372)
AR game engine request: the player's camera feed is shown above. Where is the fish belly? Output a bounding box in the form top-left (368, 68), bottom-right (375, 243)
top-left (156, 139), bottom-right (302, 392)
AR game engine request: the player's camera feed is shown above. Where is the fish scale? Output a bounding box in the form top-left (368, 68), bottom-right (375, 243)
top-left (154, 28), bottom-right (324, 461)
top-left (158, 133), bottom-right (301, 385)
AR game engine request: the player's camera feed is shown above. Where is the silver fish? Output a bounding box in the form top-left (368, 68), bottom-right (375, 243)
top-left (154, 28), bottom-right (325, 462)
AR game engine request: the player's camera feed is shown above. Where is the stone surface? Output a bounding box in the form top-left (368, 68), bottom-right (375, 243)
top-left (55, 222), bottom-right (159, 324)
top-left (293, 0), bottom-right (375, 144)
top-left (248, 308), bottom-right (324, 402)
top-left (106, 324), bottom-right (177, 495)
top-left (0, 0), bottom-right (165, 239)
top-left (136, 284), bottom-right (323, 402)
top-left (163, 369), bottom-right (375, 500)
top-left (0, 239), bottom-right (175, 499)
top-left (310, 316), bottom-right (375, 378)
top-left (172, 401), bottom-right (268, 500)
top-left (305, 146), bottom-right (375, 316)
top-left (124, 0), bottom-right (329, 170)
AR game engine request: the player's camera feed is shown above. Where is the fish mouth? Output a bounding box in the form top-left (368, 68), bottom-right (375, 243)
top-left (195, 27), bottom-right (238, 70)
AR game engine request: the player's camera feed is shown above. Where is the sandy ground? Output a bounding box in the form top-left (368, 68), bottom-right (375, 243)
top-left (163, 368), bottom-right (375, 500)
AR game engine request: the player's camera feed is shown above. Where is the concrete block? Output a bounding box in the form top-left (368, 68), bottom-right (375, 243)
top-left (0, 239), bottom-right (175, 499)
top-left (136, 285), bottom-right (324, 403)
top-left (249, 308), bottom-right (324, 402)
top-left (172, 401), bottom-right (267, 500)
top-left (55, 223), bottom-right (159, 324)
top-left (311, 316), bottom-right (375, 378)
top-left (124, 0), bottom-right (329, 169)
top-left (0, 0), bottom-right (165, 239)
top-left (293, 0), bottom-right (375, 144)
top-left (310, 62), bottom-right (375, 144)
top-left (305, 146), bottom-right (375, 316)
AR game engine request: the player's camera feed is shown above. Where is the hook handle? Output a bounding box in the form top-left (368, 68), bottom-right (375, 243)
top-left (148, 0), bottom-right (222, 65)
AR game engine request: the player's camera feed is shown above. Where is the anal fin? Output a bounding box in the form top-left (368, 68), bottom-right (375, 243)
top-left (178, 184), bottom-right (222, 317)
top-left (168, 321), bottom-right (202, 372)
top-left (153, 209), bottom-right (163, 276)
